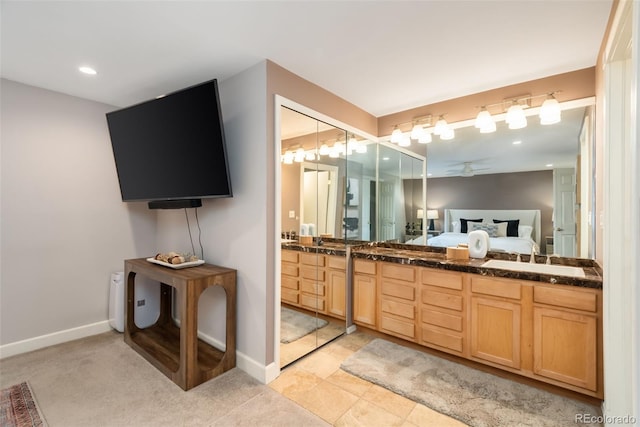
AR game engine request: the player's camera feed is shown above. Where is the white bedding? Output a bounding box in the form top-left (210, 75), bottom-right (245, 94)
top-left (407, 232), bottom-right (536, 254)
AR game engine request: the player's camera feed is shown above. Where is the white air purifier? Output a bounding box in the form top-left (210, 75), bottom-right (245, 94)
top-left (109, 271), bottom-right (161, 332)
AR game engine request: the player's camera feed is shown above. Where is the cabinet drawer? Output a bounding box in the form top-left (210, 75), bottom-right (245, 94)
top-left (281, 276), bottom-right (299, 290)
top-left (471, 277), bottom-right (521, 300)
top-left (301, 267), bottom-right (325, 281)
top-left (282, 250), bottom-right (299, 263)
top-left (381, 263), bottom-right (415, 282)
top-left (421, 308), bottom-right (463, 332)
top-left (421, 269), bottom-right (463, 290)
top-left (421, 288), bottom-right (463, 311)
top-left (301, 253), bottom-right (325, 267)
top-left (301, 280), bottom-right (325, 297)
top-left (534, 286), bottom-right (598, 313)
top-left (327, 256), bottom-right (346, 270)
top-left (281, 264), bottom-right (299, 277)
top-left (354, 259), bottom-right (376, 275)
top-left (282, 288), bottom-right (299, 304)
top-left (301, 294), bottom-right (325, 311)
top-left (381, 316), bottom-right (415, 339)
top-left (421, 327), bottom-right (463, 353)
top-left (381, 281), bottom-right (415, 301)
top-left (381, 299), bottom-right (415, 320)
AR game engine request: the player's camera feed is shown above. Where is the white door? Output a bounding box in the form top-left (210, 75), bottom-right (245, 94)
top-left (379, 181), bottom-right (396, 241)
top-left (553, 168), bottom-right (576, 257)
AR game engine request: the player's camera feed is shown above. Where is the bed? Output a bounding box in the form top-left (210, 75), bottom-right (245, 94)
top-left (408, 209), bottom-right (541, 254)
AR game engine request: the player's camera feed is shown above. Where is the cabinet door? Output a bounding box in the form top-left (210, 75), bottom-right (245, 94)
top-left (327, 269), bottom-right (346, 318)
top-left (533, 307), bottom-right (597, 391)
top-left (354, 274), bottom-right (376, 328)
top-left (470, 296), bottom-right (521, 369)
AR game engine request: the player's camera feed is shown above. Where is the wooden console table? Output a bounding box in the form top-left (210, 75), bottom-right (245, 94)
top-left (124, 258), bottom-right (236, 390)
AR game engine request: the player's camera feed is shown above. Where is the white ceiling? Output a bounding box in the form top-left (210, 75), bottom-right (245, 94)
top-left (1, 1), bottom-right (612, 117)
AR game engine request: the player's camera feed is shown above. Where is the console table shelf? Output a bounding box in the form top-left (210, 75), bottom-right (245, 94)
top-left (124, 258), bottom-right (236, 390)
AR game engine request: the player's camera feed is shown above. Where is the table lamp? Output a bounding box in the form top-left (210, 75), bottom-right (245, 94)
top-left (427, 210), bottom-right (439, 230)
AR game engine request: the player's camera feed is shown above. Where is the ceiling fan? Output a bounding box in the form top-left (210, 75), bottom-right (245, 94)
top-left (446, 161), bottom-right (490, 177)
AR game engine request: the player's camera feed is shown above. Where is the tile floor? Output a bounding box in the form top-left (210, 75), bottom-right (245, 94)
top-left (271, 331), bottom-right (466, 426)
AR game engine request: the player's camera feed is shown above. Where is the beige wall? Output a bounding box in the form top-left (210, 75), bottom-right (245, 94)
top-left (0, 79), bottom-right (157, 346)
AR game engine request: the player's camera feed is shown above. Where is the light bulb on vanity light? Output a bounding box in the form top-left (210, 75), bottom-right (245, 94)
top-left (391, 126), bottom-right (403, 143)
top-left (506, 104), bottom-right (527, 130)
top-left (539, 94), bottom-right (561, 125)
top-left (433, 116), bottom-right (448, 136)
top-left (475, 108), bottom-right (496, 133)
top-left (398, 135), bottom-right (411, 147)
top-left (411, 124), bottom-right (425, 140)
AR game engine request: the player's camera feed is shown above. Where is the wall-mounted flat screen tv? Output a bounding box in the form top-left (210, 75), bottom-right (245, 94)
top-left (106, 79), bottom-right (232, 207)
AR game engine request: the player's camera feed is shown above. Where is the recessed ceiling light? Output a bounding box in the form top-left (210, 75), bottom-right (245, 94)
top-left (78, 66), bottom-right (97, 75)
top-left (512, 140), bottom-right (522, 145)
top-left (546, 163), bottom-right (554, 168)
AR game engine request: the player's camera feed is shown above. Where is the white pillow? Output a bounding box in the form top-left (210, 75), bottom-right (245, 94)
top-left (467, 222), bottom-right (507, 237)
top-left (518, 225), bottom-right (533, 239)
top-left (491, 221), bottom-right (508, 237)
top-left (451, 220), bottom-right (461, 233)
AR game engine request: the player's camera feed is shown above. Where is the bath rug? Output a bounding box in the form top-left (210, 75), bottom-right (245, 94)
top-left (0, 382), bottom-right (47, 427)
top-left (281, 307), bottom-right (328, 343)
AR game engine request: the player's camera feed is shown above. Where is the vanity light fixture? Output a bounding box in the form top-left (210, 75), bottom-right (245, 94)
top-left (282, 151), bottom-right (294, 164)
top-left (319, 143), bottom-right (330, 156)
top-left (391, 126), bottom-right (403, 143)
top-left (539, 93), bottom-right (561, 125)
top-left (294, 148), bottom-right (306, 162)
top-left (305, 151), bottom-right (317, 161)
top-left (474, 107), bottom-right (496, 133)
top-left (398, 135), bottom-right (411, 147)
top-left (433, 116), bottom-right (449, 136)
top-left (506, 103), bottom-right (527, 130)
top-left (411, 123), bottom-right (425, 140)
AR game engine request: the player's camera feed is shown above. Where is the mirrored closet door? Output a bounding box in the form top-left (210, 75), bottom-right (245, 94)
top-left (279, 106), bottom-right (348, 367)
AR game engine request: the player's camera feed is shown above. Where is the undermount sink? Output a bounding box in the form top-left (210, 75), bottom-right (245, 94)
top-left (481, 259), bottom-right (585, 278)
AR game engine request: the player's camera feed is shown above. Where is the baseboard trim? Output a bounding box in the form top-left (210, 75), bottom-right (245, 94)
top-left (199, 330), bottom-right (273, 384)
top-left (0, 320), bottom-right (112, 359)
top-left (1, 320), bottom-right (274, 384)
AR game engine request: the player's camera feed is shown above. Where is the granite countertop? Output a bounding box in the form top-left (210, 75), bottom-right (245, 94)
top-left (280, 240), bottom-right (602, 289)
top-left (350, 242), bottom-right (603, 290)
top-left (281, 240), bottom-right (349, 256)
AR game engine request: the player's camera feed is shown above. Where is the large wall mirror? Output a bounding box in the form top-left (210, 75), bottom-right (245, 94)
top-left (279, 105), bottom-right (426, 367)
top-left (399, 98), bottom-right (596, 259)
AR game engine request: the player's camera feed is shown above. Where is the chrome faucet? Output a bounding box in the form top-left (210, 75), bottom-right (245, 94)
top-left (530, 244), bottom-right (540, 264)
top-left (546, 254), bottom-right (560, 265)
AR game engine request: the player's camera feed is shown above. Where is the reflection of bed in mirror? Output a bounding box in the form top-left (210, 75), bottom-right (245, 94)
top-left (408, 209), bottom-right (541, 254)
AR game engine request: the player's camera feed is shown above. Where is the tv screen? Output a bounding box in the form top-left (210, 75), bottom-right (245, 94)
top-left (106, 79), bottom-right (232, 204)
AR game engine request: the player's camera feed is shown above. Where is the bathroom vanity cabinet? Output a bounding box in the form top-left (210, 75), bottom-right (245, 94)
top-left (353, 259), bottom-right (377, 328)
top-left (281, 249), bottom-right (347, 320)
top-left (350, 257), bottom-right (603, 398)
top-left (419, 268), bottom-right (466, 357)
